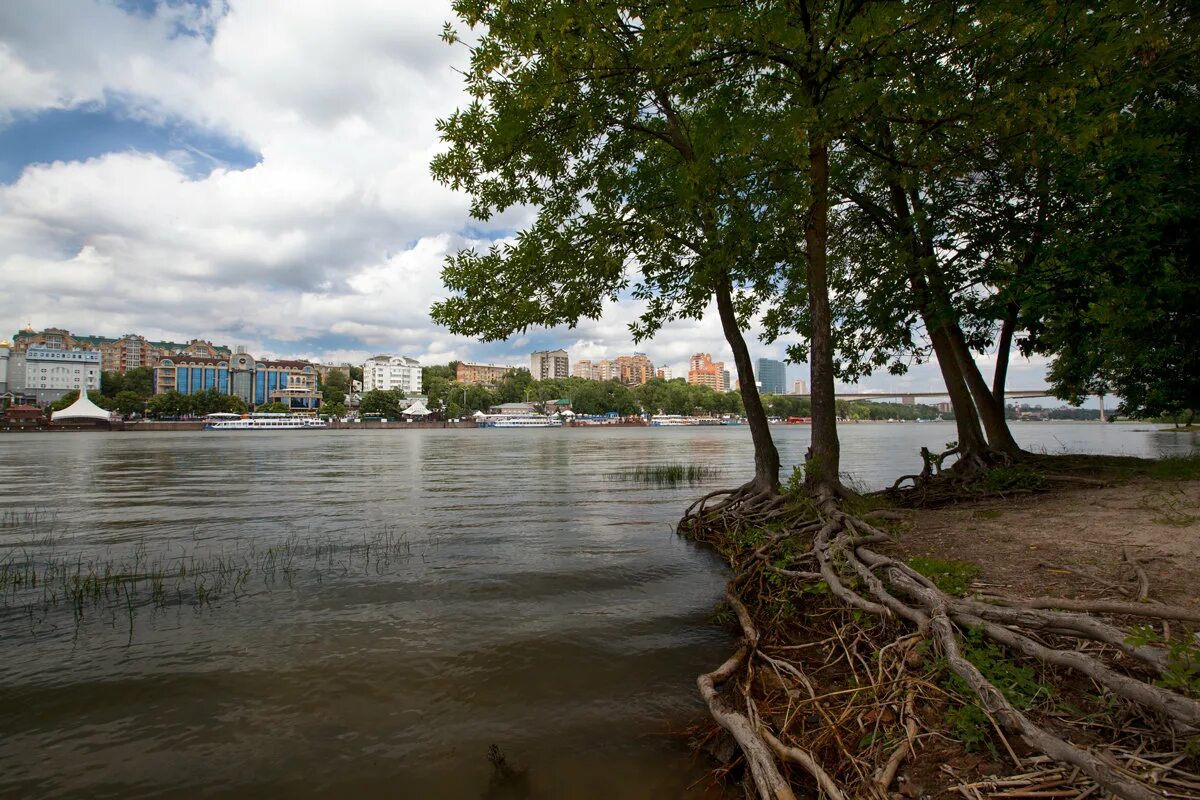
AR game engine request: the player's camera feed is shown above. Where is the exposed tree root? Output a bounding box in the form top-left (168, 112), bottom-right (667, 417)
top-left (680, 485), bottom-right (1200, 800)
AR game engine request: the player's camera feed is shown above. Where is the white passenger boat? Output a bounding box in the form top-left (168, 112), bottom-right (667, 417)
top-left (480, 414), bottom-right (563, 428)
top-left (650, 415), bottom-right (700, 426)
top-left (204, 413), bottom-right (328, 430)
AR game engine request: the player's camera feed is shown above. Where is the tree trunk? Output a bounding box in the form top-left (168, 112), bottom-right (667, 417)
top-left (880, 167), bottom-right (990, 465)
top-left (804, 141), bottom-right (842, 491)
top-left (944, 322), bottom-right (1021, 457)
top-left (715, 278), bottom-right (781, 491)
top-left (929, 324), bottom-right (989, 462)
top-left (992, 301), bottom-right (1019, 408)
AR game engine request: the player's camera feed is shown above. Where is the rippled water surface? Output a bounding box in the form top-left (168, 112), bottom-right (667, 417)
top-left (0, 423), bottom-right (1194, 798)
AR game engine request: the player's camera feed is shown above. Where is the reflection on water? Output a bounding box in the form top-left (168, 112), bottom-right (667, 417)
top-left (0, 423), bottom-right (1193, 798)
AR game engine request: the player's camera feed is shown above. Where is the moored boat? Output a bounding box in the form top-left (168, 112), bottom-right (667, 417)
top-left (650, 415), bottom-right (700, 426)
top-left (479, 414), bottom-right (563, 428)
top-left (204, 413), bottom-right (327, 430)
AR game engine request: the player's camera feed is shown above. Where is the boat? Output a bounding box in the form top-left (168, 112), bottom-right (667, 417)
top-left (204, 413), bottom-right (328, 430)
top-left (650, 415), bottom-right (699, 426)
top-left (480, 414), bottom-right (563, 428)
top-left (785, 416), bottom-right (812, 424)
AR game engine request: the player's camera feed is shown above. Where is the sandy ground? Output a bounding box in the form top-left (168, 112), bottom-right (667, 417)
top-left (888, 478), bottom-right (1200, 610)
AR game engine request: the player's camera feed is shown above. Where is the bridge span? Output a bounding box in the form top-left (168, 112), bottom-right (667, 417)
top-left (783, 389), bottom-right (1107, 421)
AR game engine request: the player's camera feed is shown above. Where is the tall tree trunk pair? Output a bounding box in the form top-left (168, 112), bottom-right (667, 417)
top-left (905, 188), bottom-right (1021, 458)
top-left (887, 177), bottom-right (1021, 461)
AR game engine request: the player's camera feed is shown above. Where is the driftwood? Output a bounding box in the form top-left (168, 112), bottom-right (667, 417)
top-left (679, 482), bottom-right (1199, 800)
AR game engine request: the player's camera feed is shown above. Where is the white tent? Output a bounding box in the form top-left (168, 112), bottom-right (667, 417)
top-left (402, 399), bottom-right (432, 416)
top-left (51, 392), bottom-right (114, 422)
top-left (472, 410), bottom-right (486, 418)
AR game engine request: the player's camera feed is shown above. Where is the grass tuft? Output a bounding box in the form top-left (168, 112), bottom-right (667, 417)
top-left (607, 463), bottom-right (722, 486)
top-left (1144, 452), bottom-right (1200, 482)
top-left (907, 557), bottom-right (981, 597)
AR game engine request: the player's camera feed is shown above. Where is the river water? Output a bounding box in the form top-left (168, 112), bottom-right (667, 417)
top-left (0, 423), bottom-right (1195, 798)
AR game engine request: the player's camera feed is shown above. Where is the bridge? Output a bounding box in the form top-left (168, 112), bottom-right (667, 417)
top-left (784, 388), bottom-right (1108, 421)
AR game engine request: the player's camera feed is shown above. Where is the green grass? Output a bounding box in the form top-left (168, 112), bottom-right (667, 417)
top-left (971, 508), bottom-right (1004, 521)
top-left (1143, 452), bottom-right (1200, 481)
top-left (607, 463), bottom-right (722, 486)
top-left (979, 464), bottom-right (1050, 493)
top-left (907, 557), bottom-right (982, 597)
top-left (937, 629), bottom-right (1052, 756)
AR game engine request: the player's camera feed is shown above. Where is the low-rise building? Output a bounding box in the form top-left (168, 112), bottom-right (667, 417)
top-left (456, 362), bottom-right (522, 386)
top-left (363, 355), bottom-right (422, 394)
top-left (154, 347), bottom-right (321, 411)
top-left (9, 346), bottom-right (102, 405)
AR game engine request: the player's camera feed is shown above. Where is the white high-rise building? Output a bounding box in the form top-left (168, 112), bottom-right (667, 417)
top-left (531, 349), bottom-right (569, 380)
top-left (791, 378), bottom-right (808, 395)
top-left (363, 355), bottom-right (422, 394)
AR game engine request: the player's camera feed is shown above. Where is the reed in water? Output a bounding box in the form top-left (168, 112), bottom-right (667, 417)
top-left (608, 463), bottom-right (722, 486)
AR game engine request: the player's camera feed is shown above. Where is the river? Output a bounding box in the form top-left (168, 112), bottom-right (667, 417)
top-left (0, 422), bottom-right (1195, 798)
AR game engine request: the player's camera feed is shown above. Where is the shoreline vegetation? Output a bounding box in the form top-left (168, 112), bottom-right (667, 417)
top-left (678, 454), bottom-right (1200, 799)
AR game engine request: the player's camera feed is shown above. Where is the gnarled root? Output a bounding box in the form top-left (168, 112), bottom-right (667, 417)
top-left (683, 489), bottom-right (1198, 800)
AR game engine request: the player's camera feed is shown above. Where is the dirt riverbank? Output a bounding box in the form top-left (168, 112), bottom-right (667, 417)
top-left (889, 478), bottom-right (1200, 610)
top-left (686, 466), bottom-right (1200, 800)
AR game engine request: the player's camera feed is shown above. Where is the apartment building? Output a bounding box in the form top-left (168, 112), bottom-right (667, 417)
top-left (363, 355), bottom-right (422, 394)
top-left (616, 353), bottom-right (654, 385)
top-left (456, 362), bottom-right (522, 385)
top-left (530, 349), bottom-right (569, 380)
top-left (687, 353), bottom-right (728, 392)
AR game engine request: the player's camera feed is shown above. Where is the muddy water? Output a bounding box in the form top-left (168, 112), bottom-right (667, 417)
top-left (0, 423), bottom-right (1193, 798)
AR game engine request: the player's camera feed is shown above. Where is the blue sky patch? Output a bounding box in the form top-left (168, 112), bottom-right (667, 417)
top-left (0, 104), bottom-right (259, 183)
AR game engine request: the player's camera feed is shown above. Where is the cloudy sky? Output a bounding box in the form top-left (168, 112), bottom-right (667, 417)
top-left (0, 0), bottom-right (1058, 398)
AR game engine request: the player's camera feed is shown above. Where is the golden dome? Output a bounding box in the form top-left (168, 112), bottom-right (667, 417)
top-left (0, 339), bottom-right (10, 348)
top-left (22, 322), bottom-right (34, 333)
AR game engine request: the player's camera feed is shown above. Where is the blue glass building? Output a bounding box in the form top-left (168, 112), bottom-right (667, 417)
top-left (154, 349), bottom-right (321, 410)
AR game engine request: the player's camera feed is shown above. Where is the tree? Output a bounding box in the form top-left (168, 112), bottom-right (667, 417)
top-left (433, 3), bottom-right (785, 493)
top-left (146, 391), bottom-right (186, 418)
top-left (819, 2), bottom-right (1194, 467)
top-left (322, 369), bottom-right (349, 408)
top-left (348, 365), bottom-right (363, 384)
top-left (421, 364), bottom-right (457, 394)
top-left (358, 389), bottom-right (403, 418)
top-left (1030, 13), bottom-right (1200, 424)
top-left (256, 401), bottom-right (290, 414)
top-left (321, 401), bottom-right (348, 419)
top-left (122, 367), bottom-right (154, 398)
top-left (100, 371), bottom-right (123, 398)
top-left (112, 390), bottom-right (147, 416)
